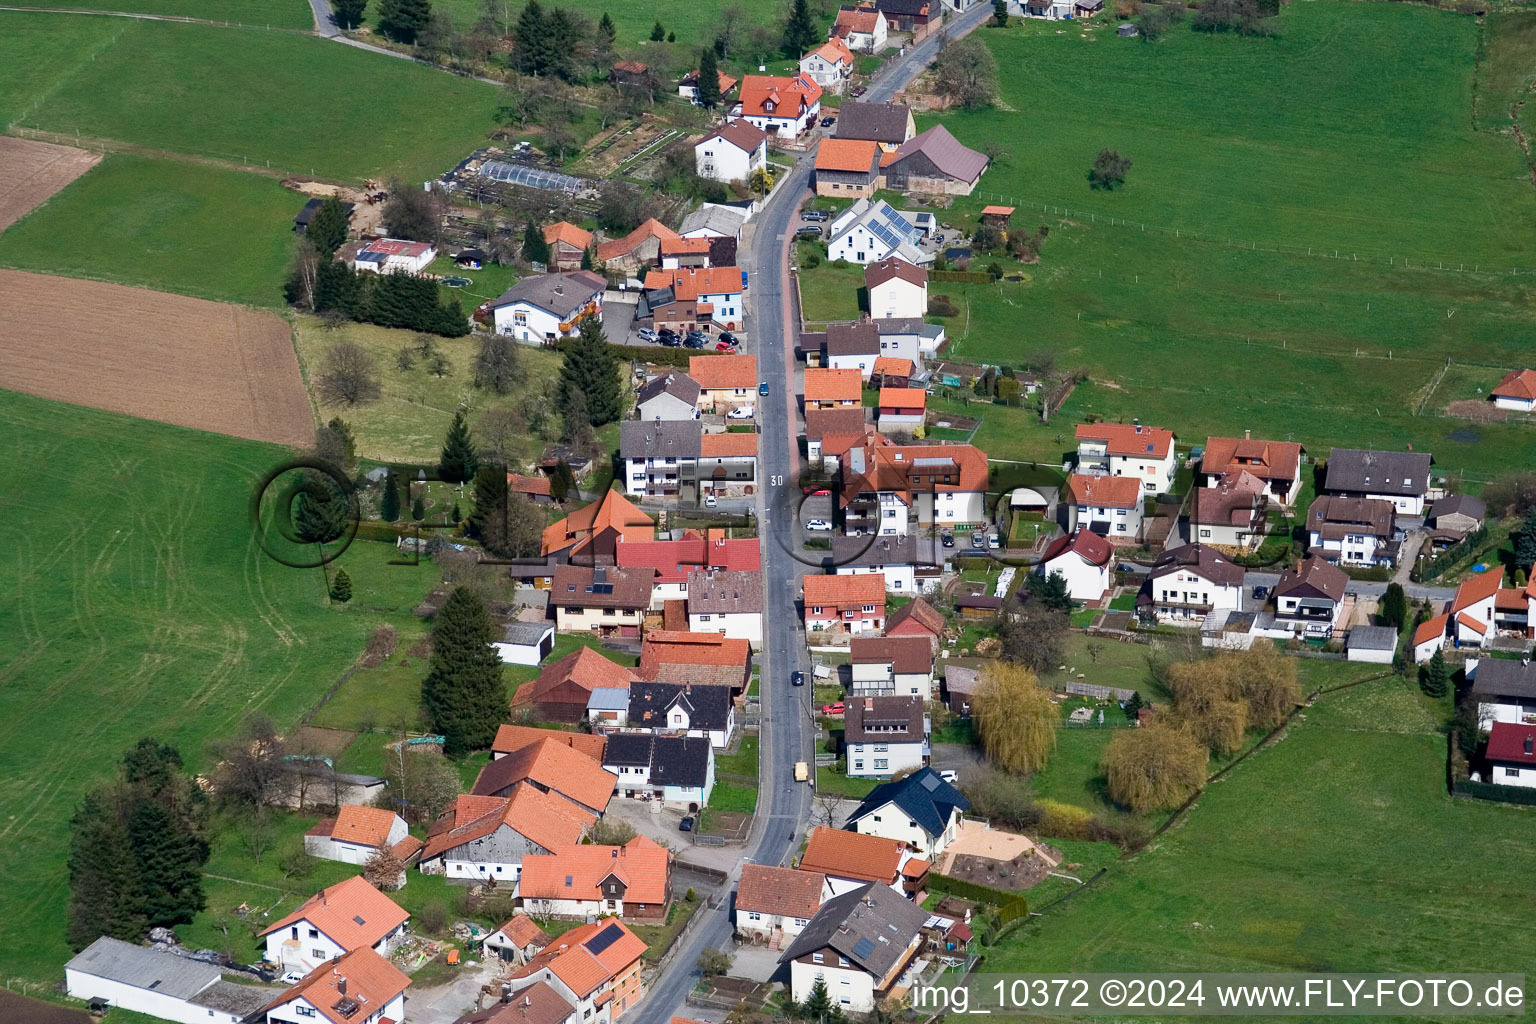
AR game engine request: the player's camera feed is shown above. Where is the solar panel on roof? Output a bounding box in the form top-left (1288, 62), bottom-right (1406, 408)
top-left (586, 922), bottom-right (626, 955)
top-left (852, 937), bottom-right (876, 960)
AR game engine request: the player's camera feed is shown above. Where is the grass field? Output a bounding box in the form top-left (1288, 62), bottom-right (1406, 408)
top-left (0, 13), bottom-right (502, 180)
top-left (1473, 10), bottom-right (1536, 131)
top-left (988, 675), bottom-right (1536, 991)
top-left (3, 0), bottom-right (314, 28)
top-left (0, 388), bottom-right (436, 985)
top-left (0, 154), bottom-right (298, 306)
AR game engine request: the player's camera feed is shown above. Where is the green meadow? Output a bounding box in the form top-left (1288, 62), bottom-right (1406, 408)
top-left (2, 0), bottom-right (314, 28)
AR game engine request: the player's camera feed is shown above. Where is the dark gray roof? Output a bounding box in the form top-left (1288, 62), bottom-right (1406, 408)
top-left (1347, 625), bottom-right (1399, 651)
top-left (1308, 495), bottom-right (1395, 540)
top-left (620, 419), bottom-right (702, 459)
top-left (845, 695), bottom-right (925, 742)
top-left (1274, 554), bottom-right (1347, 603)
top-left (887, 125), bottom-right (988, 185)
top-left (602, 734), bottom-right (712, 786)
top-left (826, 319), bottom-right (880, 356)
top-left (797, 331), bottom-right (828, 357)
top-left (503, 621), bottom-right (554, 644)
top-left (66, 938), bottom-right (220, 1000)
top-left (835, 102), bottom-right (913, 145)
top-left (627, 681), bottom-right (733, 731)
top-left (875, 0), bottom-right (935, 16)
top-left (1324, 449), bottom-right (1432, 498)
top-left (637, 372), bottom-right (701, 409)
top-left (192, 979), bottom-right (283, 1015)
top-left (1431, 493), bottom-right (1486, 524)
top-left (1470, 658), bottom-right (1536, 700)
top-left (490, 271), bottom-right (607, 317)
top-left (1149, 543), bottom-right (1245, 587)
top-left (603, 733), bottom-right (655, 767)
top-left (778, 883), bottom-right (929, 973)
top-left (846, 766), bottom-right (969, 837)
top-left (686, 569), bottom-right (763, 614)
top-left (874, 317), bottom-right (926, 336)
top-left (829, 533), bottom-right (942, 569)
top-left (943, 664), bottom-right (980, 696)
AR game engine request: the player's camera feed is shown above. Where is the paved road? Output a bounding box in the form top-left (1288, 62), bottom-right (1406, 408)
top-left (305, 0), bottom-right (339, 36)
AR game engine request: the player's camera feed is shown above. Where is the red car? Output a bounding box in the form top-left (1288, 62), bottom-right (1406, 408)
top-left (715, 340), bottom-right (737, 352)
top-left (821, 702), bottom-right (846, 715)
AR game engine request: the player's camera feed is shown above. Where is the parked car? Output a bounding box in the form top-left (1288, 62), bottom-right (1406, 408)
top-left (686, 330), bottom-right (708, 344)
top-left (792, 670), bottom-right (805, 687)
top-left (635, 327), bottom-right (658, 343)
top-left (796, 225), bottom-right (823, 238)
top-left (820, 116), bottom-right (836, 127)
top-left (728, 405), bottom-right (754, 419)
top-left (804, 209), bottom-right (830, 222)
top-left (821, 702), bottom-right (846, 715)
top-left (684, 335), bottom-right (706, 349)
top-left (852, 85), bottom-right (867, 97)
top-left (808, 488), bottom-right (830, 496)
top-left (660, 335), bottom-right (681, 347)
top-left (804, 519), bottom-right (832, 531)
top-left (678, 816), bottom-right (694, 832)
top-left (758, 381), bottom-right (770, 396)
top-left (941, 532), bottom-right (955, 548)
top-left (938, 769), bottom-right (959, 784)
top-left (715, 340), bottom-right (737, 352)
top-left (717, 331), bottom-right (737, 346)
top-left (704, 494), bottom-right (717, 508)
top-left (658, 328), bottom-right (680, 344)
top-left (988, 532), bottom-right (1001, 549)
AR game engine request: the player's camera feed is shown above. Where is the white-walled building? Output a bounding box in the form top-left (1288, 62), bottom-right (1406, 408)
top-left (827, 198), bottom-right (932, 266)
top-left (602, 733), bottom-right (716, 810)
top-left (778, 884), bottom-right (928, 1013)
top-left (65, 938), bottom-right (277, 1024)
top-left (303, 805), bottom-right (409, 867)
top-left (1469, 658), bottom-right (1536, 726)
top-left (831, 534), bottom-right (943, 596)
top-left (1036, 529), bottom-right (1113, 602)
top-left (1061, 472), bottom-right (1143, 541)
top-left (417, 787), bottom-right (595, 883)
top-left (849, 635), bottom-right (934, 699)
top-left (866, 258), bottom-right (928, 321)
top-left (622, 680), bottom-right (737, 748)
top-left (263, 947), bottom-right (409, 1024)
top-left (800, 38), bottom-right (856, 94)
top-left (735, 863), bottom-right (825, 944)
top-left (844, 695), bottom-right (929, 778)
top-left (1491, 369), bottom-right (1536, 413)
top-left (1306, 495), bottom-right (1396, 567)
top-left (687, 568), bottom-right (764, 648)
top-left (695, 119), bottom-right (769, 184)
top-left (516, 837), bottom-right (672, 922)
top-left (1074, 422), bottom-right (1177, 494)
top-left (350, 237), bottom-right (436, 275)
top-left (1323, 448), bottom-right (1433, 517)
top-left (489, 271), bottom-right (605, 342)
top-left (733, 73), bottom-right (822, 140)
top-left (1139, 543), bottom-right (1245, 625)
top-left (1485, 722), bottom-right (1536, 788)
top-left (258, 876), bottom-right (409, 975)
top-left (843, 766), bottom-right (970, 861)
top-left (838, 442), bottom-right (989, 537)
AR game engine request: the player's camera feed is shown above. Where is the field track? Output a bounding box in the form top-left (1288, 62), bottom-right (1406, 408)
top-left (0, 269), bottom-right (314, 445)
top-left (0, 136), bottom-right (99, 232)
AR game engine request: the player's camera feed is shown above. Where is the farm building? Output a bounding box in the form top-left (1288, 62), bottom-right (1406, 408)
top-left (350, 237), bottom-right (436, 275)
top-left (65, 938), bottom-right (277, 1024)
top-left (294, 197), bottom-right (353, 234)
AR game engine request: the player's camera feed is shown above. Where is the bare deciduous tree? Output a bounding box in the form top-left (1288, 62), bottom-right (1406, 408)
top-left (318, 341), bottom-right (383, 406)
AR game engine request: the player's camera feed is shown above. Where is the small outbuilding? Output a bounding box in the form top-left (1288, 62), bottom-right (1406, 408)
top-left (494, 621), bottom-right (556, 666)
top-left (294, 196), bottom-right (353, 234)
top-left (1118, 21), bottom-right (1138, 35)
top-left (1346, 625), bottom-right (1399, 664)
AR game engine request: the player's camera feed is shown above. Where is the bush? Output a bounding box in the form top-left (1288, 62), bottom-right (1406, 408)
top-left (1036, 798), bottom-right (1093, 837)
top-left (686, 887), bottom-right (697, 902)
top-left (418, 901), bottom-right (448, 935)
top-left (928, 295), bottom-right (960, 317)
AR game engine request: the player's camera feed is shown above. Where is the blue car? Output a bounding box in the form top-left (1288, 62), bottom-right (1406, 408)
top-left (758, 381), bottom-right (770, 396)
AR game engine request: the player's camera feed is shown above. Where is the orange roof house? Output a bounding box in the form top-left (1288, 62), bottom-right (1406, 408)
top-left (510, 920), bottom-right (648, 1017)
top-left (681, 67), bottom-right (740, 97)
top-left (1492, 368), bottom-right (1536, 408)
top-left (259, 876), bottom-right (409, 951)
top-left (799, 825), bottom-right (905, 885)
top-left (261, 947), bottom-right (410, 1024)
top-left (638, 630), bottom-right (752, 690)
top-left (809, 37), bottom-right (855, 69)
top-left (508, 472), bottom-right (553, 499)
top-left (545, 221), bottom-right (593, 252)
top-left (511, 645), bottom-right (639, 724)
top-left (736, 863), bottom-right (825, 923)
top-left (885, 595), bottom-right (946, 651)
top-left (737, 74), bottom-right (822, 122)
top-left (421, 789), bottom-right (595, 865)
top-left (700, 431), bottom-right (759, 458)
top-left (803, 573), bottom-right (886, 633)
top-left (815, 137), bottom-right (880, 173)
top-left (315, 804), bottom-right (402, 849)
top-left (876, 386), bottom-right (926, 420)
top-left (804, 367), bottom-right (863, 407)
top-left (1063, 472), bottom-right (1143, 510)
top-left (1075, 422), bottom-right (1175, 460)
top-left (493, 724), bottom-right (607, 762)
top-left (645, 266), bottom-right (744, 299)
top-left (1201, 433), bottom-right (1306, 504)
top-left (871, 355), bottom-right (915, 384)
top-left (541, 488), bottom-right (654, 558)
top-left (471, 735), bottom-right (616, 815)
top-left (518, 837), bottom-right (673, 919)
top-left (838, 442), bottom-right (989, 508)
top-left (689, 354), bottom-right (758, 408)
top-left (596, 218), bottom-right (680, 267)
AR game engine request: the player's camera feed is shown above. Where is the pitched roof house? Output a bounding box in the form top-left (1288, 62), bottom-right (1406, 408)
top-left (834, 101), bottom-right (917, 148)
top-left (845, 694), bottom-right (929, 778)
top-left (839, 442), bottom-right (990, 535)
top-left (551, 564), bottom-right (655, 636)
top-left (1201, 433), bottom-right (1306, 506)
top-left (419, 790), bottom-right (595, 879)
top-left (804, 367), bottom-right (864, 408)
top-left (510, 646), bottom-right (638, 724)
top-left (735, 863), bottom-right (825, 943)
top-left (690, 353), bottom-right (758, 411)
top-left (481, 914), bottom-right (554, 965)
top-left (1491, 368), bottom-right (1536, 412)
top-left (1323, 448), bottom-right (1434, 515)
top-left (1190, 470), bottom-right (1267, 550)
top-left (637, 630), bottom-right (753, 692)
top-left (303, 805), bottom-right (410, 873)
top-left (1271, 554), bottom-right (1349, 638)
top-left (259, 876), bottom-right (410, 974)
top-left (540, 489), bottom-right (654, 560)
top-left (803, 572), bottom-right (887, 634)
top-left (883, 595), bottom-right (946, 651)
top-left (601, 733), bottom-right (715, 809)
top-left (1485, 722), bottom-right (1536, 788)
top-left (262, 946), bottom-right (410, 1024)
top-left (800, 38), bottom-right (857, 94)
top-left (493, 724), bottom-right (607, 763)
top-left (1138, 543), bottom-right (1245, 624)
top-left (623, 679), bottom-right (736, 747)
top-left (830, 4), bottom-right (889, 51)
top-left (815, 137), bottom-right (882, 197)
top-left (454, 979), bottom-right (575, 1024)
top-left (844, 766), bottom-right (970, 860)
top-left (865, 258), bottom-right (928, 320)
top-left (507, 920), bottom-right (648, 1022)
top-left (1073, 421), bottom-right (1178, 494)
top-left (488, 270), bottom-right (605, 342)
top-left (1037, 529), bottom-right (1113, 601)
top-left (517, 837), bottom-right (673, 921)
top-left (595, 218), bottom-right (680, 270)
top-left (1061, 472), bottom-right (1143, 542)
top-left (881, 125), bottom-right (988, 196)
top-left (470, 736), bottom-right (617, 815)
top-left (635, 372), bottom-right (702, 422)
top-left (734, 74), bottom-right (823, 140)
top-left (686, 568), bottom-right (764, 648)
top-left (798, 826), bottom-right (911, 892)
top-left (849, 634), bottom-right (935, 698)
top-left (1306, 495), bottom-right (1397, 567)
top-left (544, 222), bottom-right (593, 270)
top-left (777, 883), bottom-right (929, 1013)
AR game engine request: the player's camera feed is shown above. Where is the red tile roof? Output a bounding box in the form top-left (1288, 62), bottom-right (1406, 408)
top-left (327, 805), bottom-right (401, 848)
top-left (493, 724), bottom-right (607, 761)
top-left (260, 876), bottom-right (409, 949)
top-left (494, 914), bottom-right (553, 952)
top-left (1039, 529), bottom-right (1113, 568)
top-left (512, 920), bottom-right (647, 998)
top-left (1413, 612), bottom-right (1448, 647)
top-left (700, 431), bottom-right (759, 458)
top-left (645, 266), bottom-right (744, 299)
top-left (1075, 421), bottom-right (1175, 459)
top-left (660, 236), bottom-right (714, 256)
top-left (690, 353), bottom-right (757, 391)
top-left (544, 222), bottom-right (593, 251)
top-left (617, 537), bottom-right (760, 583)
top-left (460, 980), bottom-right (572, 1024)
top-left (361, 238), bottom-right (433, 258)
top-left (736, 863), bottom-right (824, 918)
top-left (1493, 368), bottom-right (1536, 401)
top-left (878, 387), bottom-right (926, 410)
top-left (1064, 472), bottom-right (1142, 509)
top-left (639, 631), bottom-right (752, 672)
top-left (264, 947), bottom-right (409, 1024)
top-left (815, 138), bottom-right (880, 174)
top-left (834, 6), bottom-right (884, 33)
top-left (509, 472), bottom-right (552, 497)
top-left (799, 826), bottom-right (903, 883)
top-left (804, 573), bottom-right (886, 607)
top-left (471, 736), bottom-right (616, 813)
top-left (541, 489), bottom-right (654, 556)
top-left (804, 367), bottom-right (863, 402)
top-left (809, 38), bottom-right (855, 67)
top-left (1451, 571), bottom-right (1503, 614)
top-left (885, 596), bottom-right (945, 637)
top-left (595, 218), bottom-right (679, 263)
top-left (1486, 721), bottom-right (1536, 764)
top-left (738, 74), bottom-right (822, 119)
top-left (1496, 587), bottom-right (1528, 612)
top-left (865, 257), bottom-right (927, 290)
top-left (1456, 612), bottom-right (1487, 636)
top-left (873, 356), bottom-right (914, 378)
top-left (511, 647), bottom-right (638, 707)
top-left (422, 784), bottom-right (595, 861)
top-left (1202, 435), bottom-right (1303, 485)
top-left (518, 836), bottom-right (671, 905)
top-left (980, 205), bottom-right (1014, 216)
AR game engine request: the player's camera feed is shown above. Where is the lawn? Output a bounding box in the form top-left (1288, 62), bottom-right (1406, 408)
top-left (900, 3), bottom-right (1536, 484)
top-left (4, 0), bottom-right (313, 27)
top-left (1, 14), bottom-right (503, 181)
top-left (815, 766), bottom-right (878, 798)
top-left (0, 154), bottom-right (298, 306)
top-left (987, 675), bottom-right (1536, 986)
top-left (0, 389), bottom-right (437, 986)
top-left (292, 316), bottom-right (573, 465)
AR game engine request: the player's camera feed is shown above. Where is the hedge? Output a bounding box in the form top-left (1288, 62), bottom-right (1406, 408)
top-left (1415, 525), bottom-right (1490, 582)
top-left (1453, 779), bottom-right (1536, 806)
top-left (927, 871), bottom-right (1029, 914)
top-left (930, 270), bottom-right (991, 284)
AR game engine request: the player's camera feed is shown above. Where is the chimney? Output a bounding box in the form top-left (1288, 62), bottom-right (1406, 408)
top-left (337, 977), bottom-right (347, 996)
top-left (1244, 429), bottom-right (1251, 440)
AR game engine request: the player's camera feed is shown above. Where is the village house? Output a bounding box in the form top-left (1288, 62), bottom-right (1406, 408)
top-left (1138, 543), bottom-right (1245, 625)
top-left (874, 0), bottom-right (938, 40)
top-left (616, 534), bottom-right (760, 607)
top-left (609, 60), bottom-right (652, 90)
top-left (691, 353), bottom-right (758, 412)
top-left (621, 679), bottom-right (736, 747)
top-left (849, 635), bottom-right (935, 698)
top-left (506, 920), bottom-right (648, 1023)
top-left (1270, 554), bottom-right (1349, 639)
top-left (686, 568), bottom-right (764, 646)
top-left (1201, 432), bottom-right (1306, 506)
top-left (732, 73), bottom-right (823, 140)
top-left (694, 119), bottom-right (768, 185)
top-left (517, 837), bottom-right (672, 921)
top-left (884, 595), bottom-right (947, 652)
top-left (470, 737), bottom-right (616, 815)
top-left (798, 826), bottom-right (927, 899)
top-left (65, 937), bottom-right (278, 1024)
top-left (839, 441), bottom-right (990, 536)
top-left (1468, 657), bottom-right (1536, 725)
top-left (620, 421), bottom-right (758, 500)
top-left (881, 125), bottom-right (988, 196)
top-left (1485, 722), bottom-right (1536, 788)
top-left (845, 695), bottom-right (930, 778)
top-left (1491, 369), bottom-right (1536, 412)
top-left (805, 367), bottom-right (865, 410)
top-left (735, 863), bottom-right (826, 946)
top-left (876, 316), bottom-right (945, 359)
top-left (1450, 573), bottom-right (1502, 648)
top-left (492, 726), bottom-right (606, 764)
top-left (1190, 470), bottom-right (1267, 550)
top-left (831, 533), bottom-right (944, 595)
top-left (349, 237), bottom-right (435, 275)
top-left (658, 235), bottom-right (716, 270)
top-left (490, 271), bottom-right (606, 342)
top-left (1323, 448), bottom-right (1433, 516)
top-left (679, 66), bottom-right (739, 105)
top-left (482, 914), bottom-right (553, 965)
top-left (1036, 529), bottom-right (1113, 602)
top-left (1428, 494), bottom-right (1486, 547)
top-left (639, 629), bottom-right (754, 693)
top-left (551, 564), bottom-right (654, 637)
top-left (259, 876), bottom-right (410, 975)
top-left (510, 647), bottom-right (638, 724)
top-left (595, 218), bottom-right (680, 274)
top-left (543, 222), bottom-right (593, 271)
top-left (835, 101), bottom-right (917, 149)
top-left (303, 805), bottom-right (411, 871)
top-left (1021, 0), bottom-right (1074, 18)
top-left (601, 733), bottom-right (715, 810)
top-left (262, 947), bottom-right (409, 1024)
top-left (831, 3), bottom-right (889, 51)
top-left (1061, 472), bottom-right (1144, 541)
top-left (828, 198), bottom-right (931, 265)
top-left (635, 372), bottom-right (702, 422)
top-left (804, 406), bottom-right (876, 467)
top-left (825, 319), bottom-right (882, 378)
top-left (815, 137), bottom-right (883, 196)
top-left (866, 258), bottom-right (928, 320)
top-left (801, 38), bottom-right (856, 94)
top-left (680, 203), bottom-right (748, 240)
top-left (1306, 495), bottom-right (1397, 566)
top-left (457, 980), bottom-right (576, 1024)
top-left (844, 766), bottom-right (970, 860)
top-left (876, 387), bottom-right (926, 431)
top-left (778, 884), bottom-right (929, 1013)
top-left (804, 572), bottom-right (888, 634)
top-left (540, 489), bottom-right (655, 566)
top-left (642, 266), bottom-right (745, 332)
top-left (871, 355), bottom-right (916, 389)
top-left (1074, 422), bottom-right (1177, 493)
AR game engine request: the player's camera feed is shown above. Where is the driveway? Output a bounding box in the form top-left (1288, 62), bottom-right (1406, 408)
top-left (406, 957), bottom-right (499, 1024)
top-left (727, 943), bottom-right (790, 985)
top-left (928, 742), bottom-right (983, 782)
top-left (600, 797), bottom-right (747, 875)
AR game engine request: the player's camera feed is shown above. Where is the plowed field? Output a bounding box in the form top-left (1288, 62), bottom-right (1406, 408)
top-left (0, 136), bottom-right (100, 232)
top-left (0, 269), bottom-right (313, 445)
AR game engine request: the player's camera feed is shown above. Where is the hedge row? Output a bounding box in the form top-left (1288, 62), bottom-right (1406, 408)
top-left (931, 270), bottom-right (992, 284)
top-left (1415, 525), bottom-right (1489, 582)
top-left (927, 870), bottom-right (1030, 916)
top-left (1453, 779), bottom-right (1536, 806)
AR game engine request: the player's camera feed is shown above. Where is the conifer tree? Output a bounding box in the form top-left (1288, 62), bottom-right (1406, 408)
top-left (550, 458), bottom-right (576, 503)
top-left (470, 463), bottom-right (510, 540)
top-left (420, 587), bottom-right (507, 755)
top-left (380, 471), bottom-right (402, 522)
top-left (558, 318), bottom-right (621, 425)
top-left (412, 494), bottom-right (426, 521)
top-left (1421, 648), bottom-right (1450, 698)
top-left (597, 12), bottom-right (616, 48)
top-left (1516, 507), bottom-right (1536, 572)
top-left (438, 409), bottom-right (480, 484)
top-left (516, 0), bottom-right (551, 75)
top-left (129, 800), bottom-right (206, 927)
top-left (581, 244), bottom-right (595, 270)
top-left (697, 47), bottom-right (722, 108)
top-left (67, 791), bottom-right (146, 949)
top-left (329, 568), bottom-right (353, 603)
top-left (307, 196), bottom-right (352, 257)
top-left (781, 0), bottom-right (817, 57)
top-left (314, 259), bottom-right (362, 317)
top-left (333, 0), bottom-right (367, 29)
top-left (377, 0), bottom-right (432, 43)
top-left (651, 19), bottom-right (666, 41)
top-left (523, 221), bottom-right (551, 265)
top-left (294, 480), bottom-right (347, 544)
